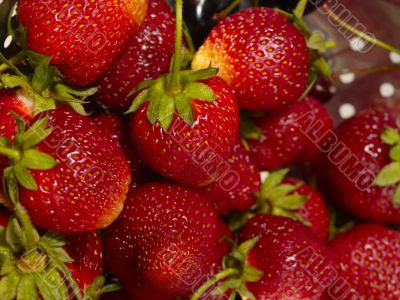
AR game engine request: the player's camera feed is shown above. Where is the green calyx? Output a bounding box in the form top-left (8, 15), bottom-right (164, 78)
top-left (0, 7), bottom-right (96, 116)
top-left (190, 237), bottom-right (262, 300)
top-left (229, 169), bottom-right (309, 231)
top-left (126, 0), bottom-right (218, 132)
top-left (374, 125), bottom-right (400, 205)
top-left (126, 68), bottom-right (218, 131)
top-left (0, 221), bottom-right (83, 300)
top-left (83, 276), bottom-right (122, 300)
top-left (0, 115), bottom-right (57, 206)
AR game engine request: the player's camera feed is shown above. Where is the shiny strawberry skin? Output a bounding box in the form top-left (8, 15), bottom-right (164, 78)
top-left (98, 0), bottom-right (175, 111)
top-left (192, 7), bottom-right (309, 111)
top-left (248, 96), bottom-right (332, 171)
top-left (130, 76), bottom-right (240, 186)
top-left (316, 108), bottom-right (400, 223)
top-left (104, 183), bottom-right (232, 299)
top-left (20, 108), bottom-right (131, 232)
top-left (239, 215), bottom-right (336, 299)
top-left (17, 0), bottom-right (147, 86)
top-left (65, 231), bottom-right (104, 291)
top-left (93, 114), bottom-right (150, 186)
top-left (328, 224), bottom-right (400, 299)
top-left (284, 178), bottom-right (329, 240)
top-left (199, 139), bottom-right (260, 215)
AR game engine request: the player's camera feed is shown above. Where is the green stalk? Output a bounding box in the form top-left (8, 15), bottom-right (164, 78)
top-left (0, 147), bottom-right (21, 161)
top-left (294, 0), bottom-right (308, 18)
top-left (0, 51), bottom-right (25, 73)
top-left (190, 268), bottom-right (239, 300)
top-left (217, 0), bottom-right (241, 19)
top-left (14, 202), bottom-right (40, 250)
top-left (168, 0), bottom-right (184, 93)
top-left (325, 5), bottom-right (400, 55)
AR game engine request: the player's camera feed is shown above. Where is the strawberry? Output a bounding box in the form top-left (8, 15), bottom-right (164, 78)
top-left (17, 0), bottom-right (148, 86)
top-left (243, 96), bottom-right (332, 171)
top-left (229, 168), bottom-right (329, 240)
top-left (238, 215), bottom-right (336, 299)
top-left (192, 7), bottom-right (309, 111)
top-left (65, 231), bottom-right (104, 292)
top-left (97, 0), bottom-right (175, 111)
top-left (0, 209), bottom-right (106, 300)
top-left (104, 182), bottom-right (232, 299)
top-left (327, 224), bottom-right (400, 299)
top-left (127, 0), bottom-right (239, 187)
top-left (198, 138), bottom-right (261, 215)
top-left (93, 113), bottom-right (150, 186)
top-left (316, 108), bottom-right (400, 223)
top-left (0, 108), bottom-right (131, 232)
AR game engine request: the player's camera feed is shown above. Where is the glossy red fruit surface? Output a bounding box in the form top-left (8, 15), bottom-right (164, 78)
top-left (104, 183), bottom-right (232, 299)
top-left (239, 214), bottom-right (337, 299)
top-left (18, 0), bottom-right (148, 86)
top-left (98, 0), bottom-right (175, 111)
top-left (130, 76), bottom-right (239, 186)
top-left (192, 7), bottom-right (309, 111)
top-left (20, 108), bottom-right (131, 232)
top-left (316, 108), bottom-right (400, 223)
top-left (199, 139), bottom-right (260, 215)
top-left (247, 96), bottom-right (332, 171)
top-left (328, 224), bottom-right (400, 299)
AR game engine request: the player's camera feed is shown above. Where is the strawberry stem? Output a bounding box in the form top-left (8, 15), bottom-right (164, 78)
top-left (14, 202), bottom-right (40, 250)
top-left (190, 268), bottom-right (239, 300)
top-left (323, 4), bottom-right (400, 55)
top-left (217, 0), bottom-right (240, 20)
top-left (168, 0), bottom-right (184, 93)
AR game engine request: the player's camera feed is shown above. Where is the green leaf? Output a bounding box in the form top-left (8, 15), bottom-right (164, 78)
top-left (5, 217), bottom-right (26, 252)
top-left (240, 118), bottom-right (262, 140)
top-left (261, 169), bottom-right (290, 195)
top-left (185, 82), bottom-right (216, 102)
top-left (17, 274), bottom-right (38, 300)
top-left (299, 70), bottom-right (317, 101)
top-left (32, 57), bottom-right (56, 94)
top-left (0, 254), bottom-right (16, 276)
top-left (158, 95), bottom-right (175, 131)
top-left (19, 116), bottom-right (51, 149)
top-left (32, 94), bottom-right (56, 115)
top-left (146, 92), bottom-right (161, 125)
top-left (67, 101), bottom-right (89, 116)
top-left (269, 183), bottom-right (298, 199)
top-left (236, 284), bottom-right (257, 300)
top-left (126, 89), bottom-right (149, 114)
top-left (0, 272), bottom-right (19, 300)
top-left (381, 127), bottom-right (400, 145)
top-left (34, 272), bottom-right (58, 300)
top-left (184, 68), bottom-right (218, 82)
top-left (390, 145), bottom-right (400, 162)
top-left (375, 162), bottom-right (400, 187)
top-left (274, 194), bottom-right (307, 210)
top-left (0, 74), bottom-right (27, 88)
top-left (313, 57), bottom-right (331, 80)
top-left (243, 265), bottom-right (263, 282)
top-left (3, 166), bottom-right (19, 204)
top-left (40, 232), bottom-right (66, 248)
top-left (20, 149), bottom-right (58, 170)
top-left (174, 93), bottom-right (194, 125)
top-left (13, 164), bottom-right (38, 191)
top-left (127, 79), bottom-right (156, 98)
top-left (394, 185), bottom-right (400, 205)
top-left (307, 31), bottom-right (327, 53)
top-left (237, 236), bottom-right (260, 256)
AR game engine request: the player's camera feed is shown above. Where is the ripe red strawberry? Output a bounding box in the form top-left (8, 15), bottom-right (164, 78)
top-left (130, 76), bottom-right (239, 186)
top-left (0, 108), bottom-right (131, 232)
top-left (245, 96), bottom-right (332, 171)
top-left (97, 0), bottom-right (175, 111)
top-left (104, 183), bottom-right (232, 299)
top-left (65, 231), bottom-right (104, 292)
top-left (127, 0), bottom-right (240, 187)
top-left (192, 7), bottom-right (309, 111)
top-left (316, 108), bottom-right (400, 223)
top-left (328, 224), bottom-right (400, 299)
top-left (198, 139), bottom-right (260, 215)
top-left (229, 168), bottom-right (329, 239)
top-left (17, 0), bottom-right (148, 86)
top-left (93, 113), bottom-right (150, 186)
top-left (238, 215), bottom-right (336, 299)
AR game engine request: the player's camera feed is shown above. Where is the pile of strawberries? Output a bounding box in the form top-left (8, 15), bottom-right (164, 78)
top-left (0, 0), bottom-right (399, 299)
